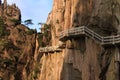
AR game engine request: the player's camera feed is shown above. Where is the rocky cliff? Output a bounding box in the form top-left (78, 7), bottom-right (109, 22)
top-left (0, 0), bottom-right (38, 80)
top-left (38, 0), bottom-right (120, 80)
top-left (0, 0), bottom-right (120, 80)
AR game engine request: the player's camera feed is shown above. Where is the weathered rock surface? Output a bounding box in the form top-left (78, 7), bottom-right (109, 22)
top-left (38, 0), bottom-right (120, 80)
top-left (0, 0), bottom-right (120, 80)
top-left (0, 0), bottom-right (38, 80)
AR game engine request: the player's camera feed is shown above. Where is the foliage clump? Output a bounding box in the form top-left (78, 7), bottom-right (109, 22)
top-left (40, 24), bottom-right (51, 46)
top-left (0, 17), bottom-right (5, 36)
top-left (10, 19), bottom-right (21, 25)
top-left (0, 39), bottom-right (19, 51)
top-left (0, 58), bottom-right (13, 69)
top-left (31, 62), bottom-right (41, 80)
top-left (37, 33), bottom-right (45, 47)
top-left (24, 19), bottom-right (34, 26)
top-left (0, 17), bottom-right (10, 37)
top-left (26, 29), bottom-right (36, 35)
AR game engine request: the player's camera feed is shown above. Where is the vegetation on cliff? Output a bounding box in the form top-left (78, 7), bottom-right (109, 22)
top-left (1, 0), bottom-right (120, 80)
top-left (38, 23), bottom-right (51, 47)
top-left (0, 0), bottom-right (38, 79)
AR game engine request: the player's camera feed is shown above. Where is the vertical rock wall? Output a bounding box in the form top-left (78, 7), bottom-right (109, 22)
top-left (39, 0), bottom-right (120, 80)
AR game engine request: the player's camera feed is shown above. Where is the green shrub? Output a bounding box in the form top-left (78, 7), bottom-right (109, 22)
top-left (39, 23), bottom-right (52, 46)
top-left (33, 67), bottom-right (40, 79)
top-left (10, 19), bottom-right (21, 25)
top-left (26, 29), bottom-right (36, 35)
top-left (0, 17), bottom-right (4, 25)
top-left (0, 17), bottom-right (5, 36)
top-left (42, 24), bottom-right (50, 36)
top-left (16, 40), bottom-right (24, 44)
top-left (0, 58), bottom-right (13, 68)
top-left (0, 27), bottom-right (4, 36)
top-left (43, 24), bottom-right (51, 42)
top-left (0, 40), bottom-right (19, 50)
top-left (3, 58), bottom-right (12, 65)
top-left (37, 33), bottom-right (45, 47)
top-left (0, 28), bottom-right (10, 37)
top-left (0, 17), bottom-right (10, 37)
top-left (24, 19), bottom-right (33, 26)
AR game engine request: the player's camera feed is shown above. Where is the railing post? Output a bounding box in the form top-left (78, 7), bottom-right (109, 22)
top-left (102, 37), bottom-right (104, 45)
top-left (113, 36), bottom-right (115, 44)
top-left (74, 28), bottom-right (75, 35)
top-left (82, 26), bottom-right (85, 34)
top-left (92, 30), bottom-right (94, 39)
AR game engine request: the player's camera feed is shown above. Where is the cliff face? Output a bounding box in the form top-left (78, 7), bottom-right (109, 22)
top-left (1, 0), bottom-right (120, 80)
top-left (0, 1), bottom-right (37, 80)
top-left (38, 0), bottom-right (120, 80)
top-left (46, 0), bottom-right (120, 46)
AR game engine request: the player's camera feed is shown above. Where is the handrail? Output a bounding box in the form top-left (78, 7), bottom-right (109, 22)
top-left (59, 26), bottom-right (120, 45)
top-left (39, 26), bottom-right (120, 53)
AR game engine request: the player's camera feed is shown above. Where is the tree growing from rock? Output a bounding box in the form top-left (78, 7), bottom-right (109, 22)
top-left (24, 19), bottom-right (34, 26)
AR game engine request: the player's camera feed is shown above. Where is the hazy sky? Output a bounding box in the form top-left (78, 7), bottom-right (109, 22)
top-left (2, 0), bottom-right (53, 31)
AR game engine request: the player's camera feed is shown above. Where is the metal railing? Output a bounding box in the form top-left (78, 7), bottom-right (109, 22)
top-left (39, 26), bottom-right (120, 53)
top-left (59, 26), bottom-right (120, 45)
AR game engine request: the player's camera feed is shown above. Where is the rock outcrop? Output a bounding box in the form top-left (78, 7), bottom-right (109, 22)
top-left (38, 0), bottom-right (120, 80)
top-left (0, 0), bottom-right (21, 26)
top-left (0, 0), bottom-right (38, 80)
